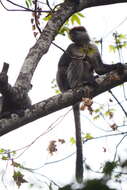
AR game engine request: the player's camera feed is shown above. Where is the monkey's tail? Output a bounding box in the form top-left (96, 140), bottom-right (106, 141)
top-left (73, 103), bottom-right (83, 183)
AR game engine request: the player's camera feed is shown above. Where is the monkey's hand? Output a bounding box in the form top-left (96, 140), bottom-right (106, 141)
top-left (82, 80), bottom-right (98, 88)
top-left (116, 63), bottom-right (124, 74)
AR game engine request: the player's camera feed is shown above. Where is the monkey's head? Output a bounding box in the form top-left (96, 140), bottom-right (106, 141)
top-left (69, 26), bottom-right (90, 45)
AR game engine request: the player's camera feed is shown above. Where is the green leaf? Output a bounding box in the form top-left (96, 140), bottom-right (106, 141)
top-left (77, 12), bottom-right (85, 18)
top-left (84, 133), bottom-right (93, 140)
top-left (118, 34), bottom-right (126, 40)
top-left (29, 184), bottom-right (34, 188)
top-left (2, 156), bottom-right (8, 160)
top-left (59, 26), bottom-right (69, 35)
top-left (71, 14), bottom-right (81, 25)
top-left (70, 137), bottom-right (76, 144)
top-left (93, 115), bottom-right (100, 120)
top-left (94, 108), bottom-right (100, 113)
top-left (25, 0), bottom-right (29, 8)
top-left (25, 0), bottom-right (32, 8)
top-left (55, 89), bottom-right (61, 94)
top-left (123, 41), bottom-right (127, 47)
top-left (58, 12), bottom-right (85, 36)
top-left (51, 79), bottom-right (61, 94)
top-left (0, 148), bottom-right (5, 153)
top-left (28, 0), bottom-right (32, 6)
top-left (12, 151), bottom-right (16, 155)
top-left (109, 45), bottom-right (116, 52)
top-left (43, 14), bottom-right (52, 21)
top-left (105, 109), bottom-right (115, 116)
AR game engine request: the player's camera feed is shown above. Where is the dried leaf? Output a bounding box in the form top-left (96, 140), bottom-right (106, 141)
top-left (13, 171), bottom-right (27, 188)
top-left (81, 98), bottom-right (93, 114)
top-left (110, 123), bottom-right (117, 131)
top-left (33, 32), bottom-right (38, 37)
top-left (47, 140), bottom-right (57, 155)
top-left (58, 139), bottom-right (65, 144)
top-left (31, 18), bottom-right (34, 24)
top-left (32, 25), bottom-right (36, 30)
top-left (12, 161), bottom-right (22, 168)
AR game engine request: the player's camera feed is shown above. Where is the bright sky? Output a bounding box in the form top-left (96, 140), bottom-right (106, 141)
top-left (0, 1), bottom-right (127, 190)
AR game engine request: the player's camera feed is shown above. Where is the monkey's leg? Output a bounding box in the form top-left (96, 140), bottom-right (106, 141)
top-left (73, 103), bottom-right (83, 183)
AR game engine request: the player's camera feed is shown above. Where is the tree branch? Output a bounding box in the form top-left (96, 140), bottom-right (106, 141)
top-left (0, 66), bottom-right (127, 136)
top-left (78, 0), bottom-right (127, 10)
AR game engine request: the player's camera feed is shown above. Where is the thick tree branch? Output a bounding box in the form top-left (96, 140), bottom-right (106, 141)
top-left (14, 0), bottom-right (127, 91)
top-left (0, 66), bottom-right (127, 136)
top-left (78, 0), bottom-right (127, 10)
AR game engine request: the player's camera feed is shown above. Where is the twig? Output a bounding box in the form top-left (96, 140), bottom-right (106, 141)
top-left (34, 0), bottom-right (42, 33)
top-left (6, 0), bottom-right (33, 11)
top-left (0, 0), bottom-right (49, 12)
top-left (12, 108), bottom-right (72, 159)
top-left (83, 131), bottom-right (127, 143)
top-left (52, 42), bottom-right (65, 52)
top-left (109, 90), bottom-right (127, 117)
top-left (46, 0), bottom-right (53, 12)
top-left (21, 131), bottom-right (127, 170)
top-left (113, 134), bottom-right (127, 161)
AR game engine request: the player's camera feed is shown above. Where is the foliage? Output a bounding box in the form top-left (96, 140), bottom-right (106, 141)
top-left (51, 79), bottom-right (60, 94)
top-left (59, 179), bottom-right (115, 190)
top-left (59, 12), bottom-right (84, 36)
top-left (29, 0), bottom-right (85, 38)
top-left (103, 161), bottom-right (118, 176)
top-left (109, 32), bottom-right (127, 52)
top-left (83, 179), bottom-right (115, 190)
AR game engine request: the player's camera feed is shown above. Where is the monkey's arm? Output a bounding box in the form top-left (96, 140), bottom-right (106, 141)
top-left (56, 45), bottom-right (73, 92)
top-left (91, 44), bottom-right (123, 75)
top-left (94, 56), bottom-right (122, 75)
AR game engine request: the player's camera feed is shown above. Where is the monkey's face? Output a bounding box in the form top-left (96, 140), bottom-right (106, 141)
top-left (69, 29), bottom-right (90, 45)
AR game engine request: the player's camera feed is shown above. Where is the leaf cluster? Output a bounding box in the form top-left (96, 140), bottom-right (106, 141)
top-left (59, 12), bottom-right (84, 36)
top-left (109, 32), bottom-right (127, 52)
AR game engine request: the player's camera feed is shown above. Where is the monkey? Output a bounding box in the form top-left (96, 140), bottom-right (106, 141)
top-left (56, 26), bottom-right (123, 183)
